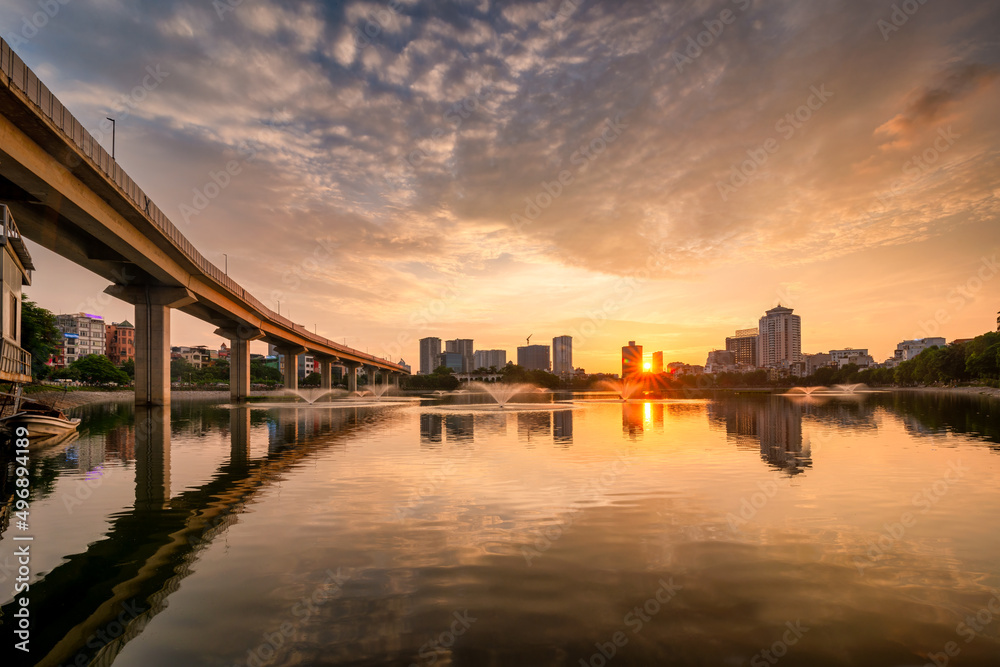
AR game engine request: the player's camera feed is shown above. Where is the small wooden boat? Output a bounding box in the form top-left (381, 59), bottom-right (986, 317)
top-left (2, 399), bottom-right (81, 438)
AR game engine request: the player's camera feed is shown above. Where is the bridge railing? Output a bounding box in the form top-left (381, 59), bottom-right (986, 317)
top-left (0, 38), bottom-right (402, 371)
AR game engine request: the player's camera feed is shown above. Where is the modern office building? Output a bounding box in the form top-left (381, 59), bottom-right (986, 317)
top-left (622, 341), bottom-right (643, 377)
top-left (757, 306), bottom-right (802, 368)
top-left (518, 344), bottom-right (551, 371)
top-left (552, 335), bottom-right (573, 376)
top-left (419, 337), bottom-right (442, 374)
top-left (105, 320), bottom-right (136, 366)
top-left (474, 349), bottom-right (506, 370)
top-left (726, 328), bottom-right (759, 367)
top-left (446, 338), bottom-right (474, 373)
top-left (651, 351), bottom-right (664, 374)
top-left (55, 312), bottom-right (106, 366)
top-left (397, 359), bottom-right (412, 374)
top-left (438, 351), bottom-right (464, 373)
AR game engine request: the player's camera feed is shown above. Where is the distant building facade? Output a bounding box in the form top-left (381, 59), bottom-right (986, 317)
top-left (446, 338), bottom-right (474, 373)
top-left (705, 350), bottom-right (735, 373)
top-left (552, 336), bottom-right (573, 376)
top-left (105, 320), bottom-right (135, 365)
top-left (474, 349), bottom-right (506, 370)
top-left (55, 312), bottom-right (106, 366)
top-left (518, 344), bottom-right (551, 371)
top-left (622, 341), bottom-right (643, 377)
top-left (893, 338), bottom-right (946, 363)
top-left (804, 353), bottom-right (833, 375)
top-left (757, 306), bottom-right (801, 368)
top-left (726, 328), bottom-right (759, 367)
top-left (830, 348), bottom-right (875, 369)
top-left (419, 337), bottom-right (442, 374)
top-left (651, 351), bottom-right (664, 374)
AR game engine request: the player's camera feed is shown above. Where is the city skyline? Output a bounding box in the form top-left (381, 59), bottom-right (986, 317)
top-left (4, 0), bottom-right (999, 375)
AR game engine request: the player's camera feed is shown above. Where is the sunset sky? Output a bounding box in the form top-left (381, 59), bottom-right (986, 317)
top-left (3, 0), bottom-right (999, 373)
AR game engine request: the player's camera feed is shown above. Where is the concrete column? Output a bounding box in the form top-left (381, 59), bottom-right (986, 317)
top-left (275, 345), bottom-right (308, 391)
top-left (105, 285), bottom-right (196, 406)
top-left (317, 356), bottom-right (335, 392)
top-left (343, 362), bottom-right (360, 393)
top-left (134, 405), bottom-right (170, 507)
top-left (215, 325), bottom-right (263, 403)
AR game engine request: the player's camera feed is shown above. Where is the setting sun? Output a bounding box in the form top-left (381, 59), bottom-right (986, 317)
top-left (643, 362), bottom-right (652, 371)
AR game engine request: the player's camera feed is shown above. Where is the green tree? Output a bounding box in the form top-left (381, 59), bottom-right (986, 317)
top-left (171, 357), bottom-right (195, 382)
top-left (20, 296), bottom-right (61, 380)
top-left (121, 358), bottom-right (136, 379)
top-left (70, 354), bottom-right (130, 386)
top-left (302, 371), bottom-right (322, 387)
top-left (250, 359), bottom-right (282, 385)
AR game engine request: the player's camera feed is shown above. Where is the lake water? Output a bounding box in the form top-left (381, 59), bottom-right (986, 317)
top-left (2, 391), bottom-right (1000, 666)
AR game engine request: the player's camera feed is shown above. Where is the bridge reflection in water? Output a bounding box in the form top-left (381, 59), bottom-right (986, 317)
top-left (0, 403), bottom-right (380, 667)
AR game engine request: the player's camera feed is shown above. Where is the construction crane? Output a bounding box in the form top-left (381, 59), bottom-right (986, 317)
top-left (526, 334), bottom-right (533, 346)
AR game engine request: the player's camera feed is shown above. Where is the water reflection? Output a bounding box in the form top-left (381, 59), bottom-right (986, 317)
top-left (709, 397), bottom-right (812, 475)
top-left (420, 413), bottom-right (443, 445)
top-left (3, 393), bottom-right (1000, 666)
top-left (517, 411), bottom-right (551, 444)
top-left (0, 402), bottom-right (388, 666)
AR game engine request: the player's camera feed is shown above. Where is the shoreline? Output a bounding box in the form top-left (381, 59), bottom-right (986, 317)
top-left (21, 383), bottom-right (1000, 411)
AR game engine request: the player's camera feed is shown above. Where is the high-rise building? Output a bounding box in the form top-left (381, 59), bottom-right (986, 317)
top-left (105, 320), bottom-right (135, 366)
top-left (651, 351), bottom-right (664, 374)
top-left (757, 306), bottom-right (801, 368)
top-left (622, 341), bottom-right (643, 377)
top-left (726, 328), bottom-right (759, 367)
top-left (552, 336), bottom-right (573, 376)
top-left (438, 351), bottom-right (464, 373)
top-left (474, 349), bottom-right (506, 370)
top-left (446, 338), bottom-right (474, 373)
top-left (419, 337), bottom-right (442, 374)
top-left (55, 313), bottom-right (106, 366)
top-left (518, 344), bottom-right (551, 371)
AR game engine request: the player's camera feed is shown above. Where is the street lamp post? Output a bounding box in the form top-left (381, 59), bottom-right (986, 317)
top-left (223, 253), bottom-right (228, 275)
top-left (106, 118), bottom-right (116, 160)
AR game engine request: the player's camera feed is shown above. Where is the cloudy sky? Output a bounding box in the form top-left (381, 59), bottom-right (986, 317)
top-left (3, 0), bottom-right (999, 372)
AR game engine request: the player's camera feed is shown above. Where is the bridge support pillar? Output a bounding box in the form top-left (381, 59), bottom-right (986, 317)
top-left (135, 405), bottom-right (170, 507)
top-left (276, 345), bottom-right (308, 391)
top-left (215, 325), bottom-right (263, 403)
top-left (343, 361), bottom-right (361, 393)
top-left (316, 356), bottom-right (335, 392)
top-left (105, 285), bottom-right (196, 406)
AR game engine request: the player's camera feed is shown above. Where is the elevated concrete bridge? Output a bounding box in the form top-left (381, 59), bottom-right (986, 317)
top-left (0, 38), bottom-right (407, 404)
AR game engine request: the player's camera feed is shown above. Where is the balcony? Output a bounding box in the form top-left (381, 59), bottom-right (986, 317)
top-left (0, 338), bottom-right (33, 384)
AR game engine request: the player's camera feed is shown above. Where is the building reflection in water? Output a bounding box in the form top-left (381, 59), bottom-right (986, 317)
top-left (475, 412), bottom-right (508, 438)
top-left (553, 410), bottom-right (574, 446)
top-left (446, 414), bottom-right (475, 444)
top-left (709, 398), bottom-right (812, 475)
top-left (420, 413), bottom-right (443, 446)
top-left (517, 412), bottom-right (551, 444)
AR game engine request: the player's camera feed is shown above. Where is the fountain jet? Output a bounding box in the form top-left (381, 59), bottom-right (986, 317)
top-left (470, 382), bottom-right (536, 408)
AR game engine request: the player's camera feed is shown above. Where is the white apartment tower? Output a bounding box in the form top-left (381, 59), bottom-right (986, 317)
top-left (757, 305), bottom-right (802, 368)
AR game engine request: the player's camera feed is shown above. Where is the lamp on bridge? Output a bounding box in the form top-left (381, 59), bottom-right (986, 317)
top-left (106, 117), bottom-right (116, 160)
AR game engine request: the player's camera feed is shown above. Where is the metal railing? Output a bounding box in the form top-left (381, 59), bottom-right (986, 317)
top-left (0, 38), bottom-right (403, 372)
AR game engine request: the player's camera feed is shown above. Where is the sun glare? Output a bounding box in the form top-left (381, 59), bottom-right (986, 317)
top-left (643, 362), bottom-right (652, 371)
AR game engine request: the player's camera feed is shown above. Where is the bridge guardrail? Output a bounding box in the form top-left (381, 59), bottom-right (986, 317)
top-left (0, 38), bottom-right (402, 371)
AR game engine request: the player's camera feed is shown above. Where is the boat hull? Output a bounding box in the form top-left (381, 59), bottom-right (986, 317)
top-left (5, 413), bottom-right (82, 438)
